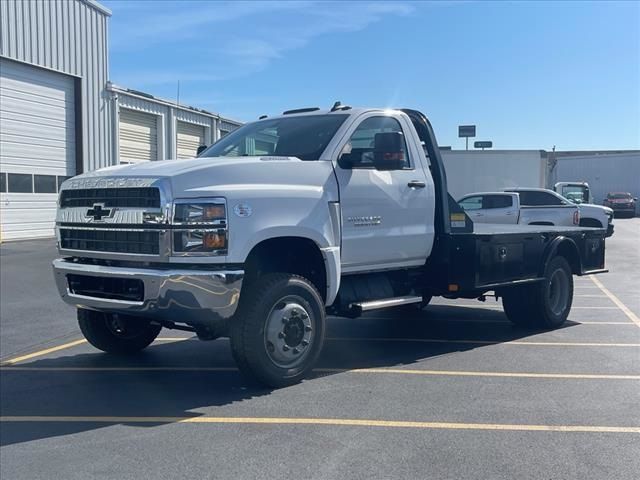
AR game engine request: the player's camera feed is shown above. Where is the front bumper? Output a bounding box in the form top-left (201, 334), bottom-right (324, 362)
top-left (52, 259), bottom-right (243, 327)
top-left (610, 206), bottom-right (636, 214)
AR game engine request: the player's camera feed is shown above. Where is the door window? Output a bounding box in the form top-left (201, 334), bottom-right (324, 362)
top-left (483, 195), bottom-right (513, 209)
top-left (518, 191), bottom-right (565, 206)
top-left (340, 116), bottom-right (410, 169)
top-left (459, 196), bottom-right (483, 210)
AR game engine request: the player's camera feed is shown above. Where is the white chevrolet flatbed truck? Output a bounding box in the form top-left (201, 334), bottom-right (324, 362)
top-left (53, 106), bottom-right (608, 387)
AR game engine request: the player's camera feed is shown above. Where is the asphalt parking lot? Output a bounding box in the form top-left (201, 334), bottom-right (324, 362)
top-left (1, 218), bottom-right (638, 480)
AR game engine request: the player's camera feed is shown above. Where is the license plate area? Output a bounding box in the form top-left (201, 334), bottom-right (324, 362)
top-left (67, 274), bottom-right (144, 302)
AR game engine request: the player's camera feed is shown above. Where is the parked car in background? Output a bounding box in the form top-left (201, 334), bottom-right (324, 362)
top-left (458, 190), bottom-right (579, 226)
top-left (603, 192), bottom-right (637, 218)
top-left (504, 188), bottom-right (613, 235)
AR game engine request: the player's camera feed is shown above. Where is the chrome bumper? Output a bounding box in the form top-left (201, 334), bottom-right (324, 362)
top-left (52, 259), bottom-right (243, 327)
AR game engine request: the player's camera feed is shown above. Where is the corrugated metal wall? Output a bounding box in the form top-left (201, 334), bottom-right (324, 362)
top-left (553, 152), bottom-right (640, 209)
top-left (0, 0), bottom-right (112, 173)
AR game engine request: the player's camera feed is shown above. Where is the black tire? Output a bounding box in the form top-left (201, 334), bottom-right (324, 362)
top-left (502, 256), bottom-right (573, 329)
top-left (230, 273), bottom-right (326, 388)
top-left (78, 309), bottom-right (162, 354)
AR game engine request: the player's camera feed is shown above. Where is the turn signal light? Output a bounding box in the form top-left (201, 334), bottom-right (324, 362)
top-left (203, 232), bottom-right (226, 249)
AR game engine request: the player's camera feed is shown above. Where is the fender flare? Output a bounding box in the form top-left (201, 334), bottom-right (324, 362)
top-left (540, 236), bottom-right (581, 276)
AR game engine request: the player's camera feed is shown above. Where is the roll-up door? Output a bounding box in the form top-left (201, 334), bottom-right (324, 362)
top-left (177, 121), bottom-right (205, 159)
top-left (0, 58), bottom-right (75, 240)
top-left (119, 108), bottom-right (158, 163)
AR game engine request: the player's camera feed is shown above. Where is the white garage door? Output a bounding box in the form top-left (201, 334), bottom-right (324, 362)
top-left (177, 121), bottom-right (205, 159)
top-left (0, 58), bottom-right (76, 240)
top-left (119, 109), bottom-right (158, 163)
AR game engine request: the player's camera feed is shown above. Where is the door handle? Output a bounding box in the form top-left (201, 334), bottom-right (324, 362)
top-left (407, 180), bottom-right (426, 188)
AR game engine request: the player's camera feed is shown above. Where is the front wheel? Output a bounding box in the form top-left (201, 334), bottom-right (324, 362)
top-left (230, 273), bottom-right (326, 388)
top-left (78, 309), bottom-right (162, 354)
top-left (502, 256), bottom-right (573, 329)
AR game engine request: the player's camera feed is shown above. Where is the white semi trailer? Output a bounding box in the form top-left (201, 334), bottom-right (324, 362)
top-left (439, 150), bottom-right (547, 199)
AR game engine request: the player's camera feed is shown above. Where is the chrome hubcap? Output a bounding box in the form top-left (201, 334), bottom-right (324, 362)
top-left (548, 269), bottom-right (570, 316)
top-left (264, 296), bottom-right (313, 368)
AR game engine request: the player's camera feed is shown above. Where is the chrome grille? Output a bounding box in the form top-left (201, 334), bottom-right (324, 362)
top-left (60, 188), bottom-right (160, 208)
top-left (60, 229), bottom-right (160, 255)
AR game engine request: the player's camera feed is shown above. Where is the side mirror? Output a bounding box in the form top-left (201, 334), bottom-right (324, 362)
top-left (634, 197), bottom-right (638, 202)
top-left (196, 145), bottom-right (208, 156)
top-left (373, 132), bottom-right (406, 171)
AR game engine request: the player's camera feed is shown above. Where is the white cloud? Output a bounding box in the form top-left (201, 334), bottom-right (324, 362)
top-left (111, 1), bottom-right (414, 87)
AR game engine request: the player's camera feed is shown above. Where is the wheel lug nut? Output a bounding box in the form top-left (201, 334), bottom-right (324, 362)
top-left (300, 313), bottom-right (309, 319)
top-left (278, 332), bottom-right (285, 339)
top-left (301, 340), bottom-right (309, 346)
top-left (293, 348), bottom-right (300, 354)
top-left (283, 345), bottom-right (290, 352)
top-left (305, 326), bottom-right (312, 332)
top-left (281, 317), bottom-right (288, 324)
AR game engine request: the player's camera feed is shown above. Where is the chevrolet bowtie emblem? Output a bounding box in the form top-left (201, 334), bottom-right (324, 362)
top-left (86, 203), bottom-right (113, 221)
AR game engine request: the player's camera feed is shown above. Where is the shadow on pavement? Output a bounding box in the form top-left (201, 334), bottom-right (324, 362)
top-left (0, 304), bottom-right (576, 447)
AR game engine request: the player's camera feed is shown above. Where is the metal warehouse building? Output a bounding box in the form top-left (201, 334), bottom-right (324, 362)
top-left (109, 84), bottom-right (240, 165)
top-left (550, 150), bottom-right (640, 209)
top-left (0, 0), bottom-right (240, 240)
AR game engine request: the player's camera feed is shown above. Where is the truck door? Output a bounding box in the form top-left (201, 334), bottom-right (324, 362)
top-left (481, 193), bottom-right (519, 223)
top-left (333, 113), bottom-right (434, 273)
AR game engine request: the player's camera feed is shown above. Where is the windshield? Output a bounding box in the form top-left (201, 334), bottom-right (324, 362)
top-left (560, 185), bottom-right (588, 204)
top-left (608, 193), bottom-right (631, 199)
top-left (200, 114), bottom-right (348, 160)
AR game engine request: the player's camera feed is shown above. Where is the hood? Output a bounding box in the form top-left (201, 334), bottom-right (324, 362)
top-left (578, 203), bottom-right (613, 215)
top-left (68, 156), bottom-right (336, 199)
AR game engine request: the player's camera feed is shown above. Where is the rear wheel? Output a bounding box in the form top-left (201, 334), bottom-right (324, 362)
top-left (230, 273), bottom-right (326, 388)
top-left (502, 256), bottom-right (573, 329)
top-left (78, 309), bottom-right (162, 354)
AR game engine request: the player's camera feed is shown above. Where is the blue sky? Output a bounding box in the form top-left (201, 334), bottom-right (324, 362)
top-left (102, 0), bottom-right (639, 151)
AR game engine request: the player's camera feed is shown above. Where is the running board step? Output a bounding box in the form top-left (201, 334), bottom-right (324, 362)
top-left (349, 296), bottom-right (423, 316)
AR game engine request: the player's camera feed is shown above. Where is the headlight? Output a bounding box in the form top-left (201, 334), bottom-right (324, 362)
top-left (173, 203), bottom-right (226, 224)
top-left (172, 201), bottom-right (227, 255)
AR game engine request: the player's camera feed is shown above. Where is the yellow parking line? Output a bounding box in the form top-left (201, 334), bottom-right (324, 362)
top-left (326, 368), bottom-right (640, 380)
top-left (363, 316), bottom-right (633, 325)
top-left (327, 337), bottom-right (640, 347)
top-left (432, 304), bottom-right (619, 310)
top-left (2, 366), bottom-right (637, 381)
top-left (590, 276), bottom-right (640, 328)
top-left (575, 321), bottom-right (635, 325)
top-left (0, 415), bottom-right (637, 433)
top-left (572, 306), bottom-right (618, 309)
top-left (0, 337), bottom-right (192, 366)
top-left (0, 339), bottom-right (87, 366)
top-left (3, 333), bottom-right (638, 367)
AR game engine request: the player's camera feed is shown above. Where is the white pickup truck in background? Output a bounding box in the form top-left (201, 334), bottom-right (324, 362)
top-left (458, 189), bottom-right (580, 226)
top-left (507, 188), bottom-right (614, 236)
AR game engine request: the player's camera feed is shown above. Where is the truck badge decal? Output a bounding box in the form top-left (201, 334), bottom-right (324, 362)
top-left (85, 203), bottom-right (113, 222)
top-left (234, 203), bottom-right (253, 218)
top-left (347, 216), bottom-right (381, 227)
